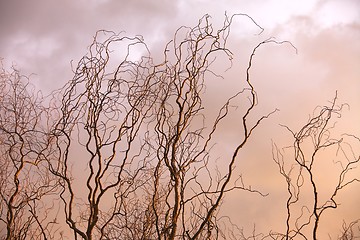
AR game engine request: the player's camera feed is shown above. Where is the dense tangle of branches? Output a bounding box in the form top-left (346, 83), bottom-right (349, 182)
top-left (0, 14), bottom-right (359, 240)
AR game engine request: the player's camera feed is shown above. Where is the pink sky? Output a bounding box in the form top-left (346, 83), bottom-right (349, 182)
top-left (0, 0), bottom-right (359, 238)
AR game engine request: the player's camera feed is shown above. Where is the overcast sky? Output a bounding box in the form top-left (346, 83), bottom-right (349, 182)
top-left (1, 0), bottom-right (359, 238)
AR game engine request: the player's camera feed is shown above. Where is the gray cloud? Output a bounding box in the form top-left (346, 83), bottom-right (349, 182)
top-left (0, 0), bottom-right (359, 238)
top-left (0, 0), bottom-right (180, 92)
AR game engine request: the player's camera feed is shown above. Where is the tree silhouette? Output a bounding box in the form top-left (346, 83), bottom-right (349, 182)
top-left (0, 14), bottom-right (359, 240)
top-left (0, 64), bottom-right (60, 239)
top-left (271, 94), bottom-right (360, 239)
top-left (48, 14), bottom-right (282, 240)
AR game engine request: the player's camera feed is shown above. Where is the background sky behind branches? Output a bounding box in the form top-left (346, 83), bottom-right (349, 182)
top-left (0, 0), bottom-right (359, 237)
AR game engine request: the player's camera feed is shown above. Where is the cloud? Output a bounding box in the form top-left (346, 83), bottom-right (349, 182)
top-left (0, 0), bottom-right (359, 238)
top-left (269, 15), bottom-right (360, 131)
top-left (0, 0), bottom-right (181, 92)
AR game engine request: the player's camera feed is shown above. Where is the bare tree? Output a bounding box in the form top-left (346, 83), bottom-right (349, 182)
top-left (46, 14), bottom-right (293, 239)
top-left (140, 15), bottom-right (277, 240)
top-left (6, 13), bottom-right (358, 240)
top-left (271, 94), bottom-right (360, 239)
top-left (338, 219), bottom-right (360, 240)
top-left (0, 63), bottom-right (60, 240)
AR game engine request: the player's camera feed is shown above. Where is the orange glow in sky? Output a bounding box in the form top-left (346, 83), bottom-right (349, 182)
top-left (0, 0), bottom-right (359, 238)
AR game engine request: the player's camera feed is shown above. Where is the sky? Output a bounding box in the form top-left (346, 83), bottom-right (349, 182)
top-left (0, 0), bottom-right (359, 238)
